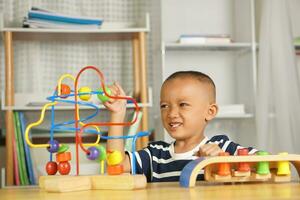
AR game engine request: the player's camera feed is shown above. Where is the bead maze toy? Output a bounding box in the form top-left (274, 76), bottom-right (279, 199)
top-left (25, 66), bottom-right (150, 192)
top-left (180, 149), bottom-right (300, 188)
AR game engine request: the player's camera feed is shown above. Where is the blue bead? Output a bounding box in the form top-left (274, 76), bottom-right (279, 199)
top-left (47, 140), bottom-right (60, 153)
top-left (87, 147), bottom-right (100, 160)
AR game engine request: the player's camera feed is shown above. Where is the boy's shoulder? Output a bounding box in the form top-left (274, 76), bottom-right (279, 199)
top-left (207, 134), bottom-right (230, 143)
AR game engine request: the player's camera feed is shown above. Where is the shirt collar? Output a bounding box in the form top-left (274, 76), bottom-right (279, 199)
top-left (170, 136), bottom-right (208, 160)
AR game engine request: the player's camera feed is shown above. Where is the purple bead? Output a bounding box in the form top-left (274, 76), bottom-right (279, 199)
top-left (87, 147), bottom-right (100, 160)
top-left (47, 140), bottom-right (60, 153)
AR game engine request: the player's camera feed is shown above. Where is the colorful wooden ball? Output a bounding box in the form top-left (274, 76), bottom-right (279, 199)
top-left (57, 144), bottom-right (69, 153)
top-left (107, 150), bottom-right (123, 166)
top-left (47, 140), bottom-right (60, 153)
top-left (107, 164), bottom-right (124, 175)
top-left (97, 87), bottom-right (112, 103)
top-left (58, 161), bottom-right (71, 175)
top-left (56, 152), bottom-right (71, 162)
top-left (58, 84), bottom-right (71, 98)
top-left (87, 147), bottom-right (100, 160)
top-left (78, 86), bottom-right (91, 101)
top-left (45, 161), bottom-right (58, 175)
top-left (96, 145), bottom-right (107, 161)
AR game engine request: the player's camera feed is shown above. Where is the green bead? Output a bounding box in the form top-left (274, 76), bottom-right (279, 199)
top-left (57, 144), bottom-right (69, 153)
top-left (95, 145), bottom-right (107, 161)
top-left (256, 151), bottom-right (270, 175)
top-left (97, 87), bottom-right (112, 103)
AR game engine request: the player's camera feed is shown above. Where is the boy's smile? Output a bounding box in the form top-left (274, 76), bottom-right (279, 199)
top-left (160, 77), bottom-right (217, 144)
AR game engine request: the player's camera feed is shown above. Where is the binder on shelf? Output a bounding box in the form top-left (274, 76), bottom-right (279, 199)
top-left (19, 112), bottom-right (36, 185)
top-left (178, 34), bottom-right (232, 44)
top-left (12, 129), bottom-right (20, 186)
top-left (13, 112), bottom-right (27, 185)
top-left (23, 7), bottom-right (103, 29)
top-left (23, 18), bottom-right (101, 29)
top-left (28, 10), bottom-right (103, 25)
top-left (217, 104), bottom-right (247, 117)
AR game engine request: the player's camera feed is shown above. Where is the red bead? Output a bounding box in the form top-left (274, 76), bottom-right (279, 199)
top-left (237, 148), bottom-right (250, 172)
top-left (238, 148), bottom-right (249, 155)
top-left (58, 161), bottom-right (71, 175)
top-left (46, 161), bottom-right (58, 175)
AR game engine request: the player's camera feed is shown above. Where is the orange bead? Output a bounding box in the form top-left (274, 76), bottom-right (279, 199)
top-left (57, 84), bottom-right (71, 98)
top-left (237, 148), bottom-right (250, 172)
top-left (107, 164), bottom-right (124, 175)
top-left (56, 151), bottom-right (71, 162)
top-left (217, 152), bottom-right (231, 176)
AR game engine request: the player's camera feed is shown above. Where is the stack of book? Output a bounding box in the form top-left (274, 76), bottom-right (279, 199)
top-left (23, 7), bottom-right (103, 29)
top-left (12, 112), bottom-right (35, 185)
top-left (178, 34), bottom-right (232, 44)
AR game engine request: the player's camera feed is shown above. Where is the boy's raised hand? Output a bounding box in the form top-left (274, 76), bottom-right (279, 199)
top-left (103, 82), bottom-right (127, 114)
top-left (197, 143), bottom-right (223, 157)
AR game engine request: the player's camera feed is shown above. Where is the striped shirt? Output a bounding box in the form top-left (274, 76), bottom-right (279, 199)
top-left (126, 135), bottom-right (257, 182)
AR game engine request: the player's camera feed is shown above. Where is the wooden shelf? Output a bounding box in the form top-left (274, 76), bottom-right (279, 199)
top-left (1, 88), bottom-right (153, 111)
top-left (1, 13), bottom-right (150, 34)
top-left (1, 27), bottom-right (149, 33)
top-left (1, 102), bottom-right (152, 111)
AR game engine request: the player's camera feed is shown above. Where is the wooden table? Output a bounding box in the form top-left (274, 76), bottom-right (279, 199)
top-left (0, 182), bottom-right (300, 200)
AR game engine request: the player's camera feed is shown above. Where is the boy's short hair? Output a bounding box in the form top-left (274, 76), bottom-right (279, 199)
top-left (163, 71), bottom-right (216, 102)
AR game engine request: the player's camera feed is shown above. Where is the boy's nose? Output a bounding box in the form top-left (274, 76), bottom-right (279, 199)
top-left (168, 107), bottom-right (179, 118)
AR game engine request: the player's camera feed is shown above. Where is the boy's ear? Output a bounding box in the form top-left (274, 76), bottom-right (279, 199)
top-left (205, 104), bottom-right (218, 121)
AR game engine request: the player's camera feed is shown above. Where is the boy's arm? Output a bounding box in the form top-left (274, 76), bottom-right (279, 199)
top-left (107, 111), bottom-right (131, 172)
top-left (104, 82), bottom-right (131, 172)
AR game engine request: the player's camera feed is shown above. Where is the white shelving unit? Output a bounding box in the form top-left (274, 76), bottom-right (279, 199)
top-left (152, 0), bottom-right (257, 141)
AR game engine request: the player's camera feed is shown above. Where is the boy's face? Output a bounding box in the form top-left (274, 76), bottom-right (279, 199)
top-left (160, 77), bottom-right (216, 141)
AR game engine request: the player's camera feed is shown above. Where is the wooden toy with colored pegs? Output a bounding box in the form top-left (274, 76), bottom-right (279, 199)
top-left (25, 66), bottom-right (150, 192)
top-left (179, 150), bottom-right (300, 188)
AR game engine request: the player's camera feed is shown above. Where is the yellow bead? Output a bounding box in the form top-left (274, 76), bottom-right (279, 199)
top-left (78, 86), bottom-right (91, 101)
top-left (106, 150), bottom-right (123, 166)
top-left (277, 152), bottom-right (291, 175)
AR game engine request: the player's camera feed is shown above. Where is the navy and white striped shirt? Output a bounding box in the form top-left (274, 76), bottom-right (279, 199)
top-left (126, 135), bottom-right (257, 182)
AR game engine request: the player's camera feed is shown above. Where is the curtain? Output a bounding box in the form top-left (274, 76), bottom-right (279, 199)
top-left (256, 0), bottom-right (300, 153)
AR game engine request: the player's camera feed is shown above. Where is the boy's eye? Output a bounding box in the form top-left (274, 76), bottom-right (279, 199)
top-left (160, 104), bottom-right (168, 109)
top-left (180, 102), bottom-right (189, 107)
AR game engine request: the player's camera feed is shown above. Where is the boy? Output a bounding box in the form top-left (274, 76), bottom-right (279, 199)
top-left (104, 71), bottom-right (257, 182)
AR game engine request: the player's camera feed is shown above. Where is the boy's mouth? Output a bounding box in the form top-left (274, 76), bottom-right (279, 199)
top-left (169, 122), bottom-right (182, 129)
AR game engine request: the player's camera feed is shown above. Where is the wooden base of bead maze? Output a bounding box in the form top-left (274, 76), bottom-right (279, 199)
top-left (180, 154), bottom-right (300, 187)
top-left (39, 173), bottom-right (147, 192)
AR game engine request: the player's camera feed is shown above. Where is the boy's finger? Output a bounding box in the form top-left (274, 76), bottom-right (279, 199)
top-left (108, 84), bottom-right (118, 96)
top-left (199, 143), bottom-right (214, 152)
top-left (209, 148), bottom-right (222, 156)
top-left (199, 144), bottom-right (221, 156)
top-left (114, 82), bottom-right (126, 96)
